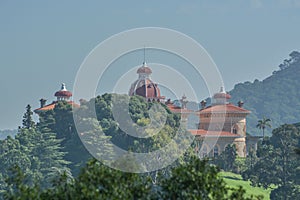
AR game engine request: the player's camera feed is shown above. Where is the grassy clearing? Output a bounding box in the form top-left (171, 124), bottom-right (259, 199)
top-left (220, 171), bottom-right (272, 199)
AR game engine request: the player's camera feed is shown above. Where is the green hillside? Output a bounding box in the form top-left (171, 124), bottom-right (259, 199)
top-left (229, 51), bottom-right (300, 136)
top-left (220, 172), bottom-right (272, 199)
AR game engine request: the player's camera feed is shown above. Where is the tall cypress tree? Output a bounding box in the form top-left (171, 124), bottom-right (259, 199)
top-left (22, 104), bottom-right (35, 129)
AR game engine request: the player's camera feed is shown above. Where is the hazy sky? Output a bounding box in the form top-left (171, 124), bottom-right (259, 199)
top-left (1, 0), bottom-right (300, 130)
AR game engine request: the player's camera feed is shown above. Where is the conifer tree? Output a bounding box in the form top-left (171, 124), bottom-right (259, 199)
top-left (22, 104), bottom-right (35, 129)
top-left (16, 128), bottom-right (72, 188)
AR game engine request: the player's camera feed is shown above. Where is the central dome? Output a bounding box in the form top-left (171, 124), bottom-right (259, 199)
top-left (129, 63), bottom-right (165, 102)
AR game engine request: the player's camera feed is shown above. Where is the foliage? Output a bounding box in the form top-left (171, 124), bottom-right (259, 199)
top-left (229, 51), bottom-right (300, 136)
top-left (242, 124), bottom-right (300, 199)
top-left (244, 148), bottom-right (258, 172)
top-left (213, 144), bottom-right (237, 172)
top-left (256, 117), bottom-right (271, 139)
top-left (4, 157), bottom-right (263, 200)
top-left (160, 157), bottom-right (227, 199)
top-left (0, 104), bottom-right (72, 196)
top-left (22, 104), bottom-right (35, 129)
top-left (0, 129), bottom-right (17, 140)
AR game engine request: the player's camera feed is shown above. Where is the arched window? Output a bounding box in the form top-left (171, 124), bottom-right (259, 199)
top-left (224, 144), bottom-right (232, 151)
top-left (233, 128), bottom-right (237, 134)
top-left (202, 145), bottom-right (208, 158)
top-left (232, 125), bottom-right (238, 134)
top-left (213, 145), bottom-right (219, 157)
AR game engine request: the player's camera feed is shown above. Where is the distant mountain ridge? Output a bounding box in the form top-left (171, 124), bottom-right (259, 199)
top-left (0, 129), bottom-right (17, 140)
top-left (229, 51), bottom-right (300, 136)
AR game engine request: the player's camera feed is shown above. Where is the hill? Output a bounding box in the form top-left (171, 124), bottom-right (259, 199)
top-left (229, 51), bottom-right (300, 136)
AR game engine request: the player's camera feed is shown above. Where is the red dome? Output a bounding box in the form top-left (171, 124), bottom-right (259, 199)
top-left (129, 63), bottom-right (164, 101)
top-left (129, 79), bottom-right (163, 98)
top-left (54, 90), bottom-right (72, 97)
top-left (54, 83), bottom-right (72, 97)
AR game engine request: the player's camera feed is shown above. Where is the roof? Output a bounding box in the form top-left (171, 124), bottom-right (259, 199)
top-left (189, 129), bottom-right (240, 137)
top-left (54, 90), bottom-right (72, 97)
top-left (129, 78), bottom-right (164, 99)
top-left (199, 103), bottom-right (250, 114)
top-left (213, 92), bottom-right (231, 99)
top-left (167, 103), bottom-right (194, 114)
top-left (54, 83), bottom-right (73, 97)
top-left (137, 63), bottom-right (152, 74)
top-left (129, 79), bottom-right (162, 98)
top-left (34, 101), bottom-right (79, 113)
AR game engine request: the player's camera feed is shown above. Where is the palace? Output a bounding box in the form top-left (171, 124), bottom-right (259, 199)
top-left (128, 62), bottom-right (258, 157)
top-left (35, 62), bottom-right (259, 158)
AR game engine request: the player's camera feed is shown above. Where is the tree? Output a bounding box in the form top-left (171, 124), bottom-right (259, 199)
top-left (4, 157), bottom-right (262, 200)
top-left (256, 117), bottom-right (271, 139)
top-left (0, 136), bottom-right (31, 194)
top-left (295, 148), bottom-right (300, 155)
top-left (213, 144), bottom-right (237, 172)
top-left (22, 104), bottom-right (35, 129)
top-left (242, 124), bottom-right (300, 200)
top-left (244, 148), bottom-right (258, 171)
top-left (53, 101), bottom-right (75, 140)
top-left (159, 156), bottom-right (261, 200)
top-left (17, 128), bottom-right (71, 187)
top-left (289, 51), bottom-right (300, 63)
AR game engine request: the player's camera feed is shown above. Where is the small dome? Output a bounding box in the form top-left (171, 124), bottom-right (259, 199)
top-left (137, 62), bottom-right (152, 74)
top-left (212, 87), bottom-right (231, 105)
top-left (55, 90), bottom-right (72, 97)
top-left (213, 86), bottom-right (231, 99)
top-left (54, 83), bottom-right (72, 97)
top-left (213, 92), bottom-right (231, 99)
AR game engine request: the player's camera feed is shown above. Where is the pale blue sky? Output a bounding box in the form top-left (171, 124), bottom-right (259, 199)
top-left (1, 0), bottom-right (300, 129)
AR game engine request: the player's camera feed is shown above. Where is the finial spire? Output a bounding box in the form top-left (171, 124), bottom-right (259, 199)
top-left (143, 45), bottom-right (146, 65)
top-left (61, 83), bottom-right (67, 91)
top-left (220, 86), bottom-right (225, 93)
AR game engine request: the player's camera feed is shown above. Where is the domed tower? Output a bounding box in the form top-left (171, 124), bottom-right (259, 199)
top-left (193, 87), bottom-right (251, 157)
top-left (129, 62), bottom-right (165, 102)
top-left (54, 83), bottom-right (72, 101)
top-left (212, 86), bottom-right (231, 105)
top-left (35, 83), bottom-right (79, 114)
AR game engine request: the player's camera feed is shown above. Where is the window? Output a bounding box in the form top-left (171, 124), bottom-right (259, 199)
top-left (233, 128), bottom-right (237, 134)
top-left (233, 125), bottom-right (238, 134)
top-left (202, 145), bottom-right (208, 158)
top-left (213, 145), bottom-right (219, 157)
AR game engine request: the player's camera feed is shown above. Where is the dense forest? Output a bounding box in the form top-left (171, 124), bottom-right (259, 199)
top-left (229, 51), bottom-right (300, 136)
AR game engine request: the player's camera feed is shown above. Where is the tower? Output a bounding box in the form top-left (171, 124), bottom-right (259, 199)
top-left (54, 83), bottom-right (72, 101)
top-left (129, 62), bottom-right (165, 102)
top-left (192, 87), bottom-right (251, 157)
top-left (34, 83), bottom-right (79, 113)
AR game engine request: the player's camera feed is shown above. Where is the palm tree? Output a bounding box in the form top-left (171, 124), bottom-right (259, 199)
top-left (256, 117), bottom-right (271, 139)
